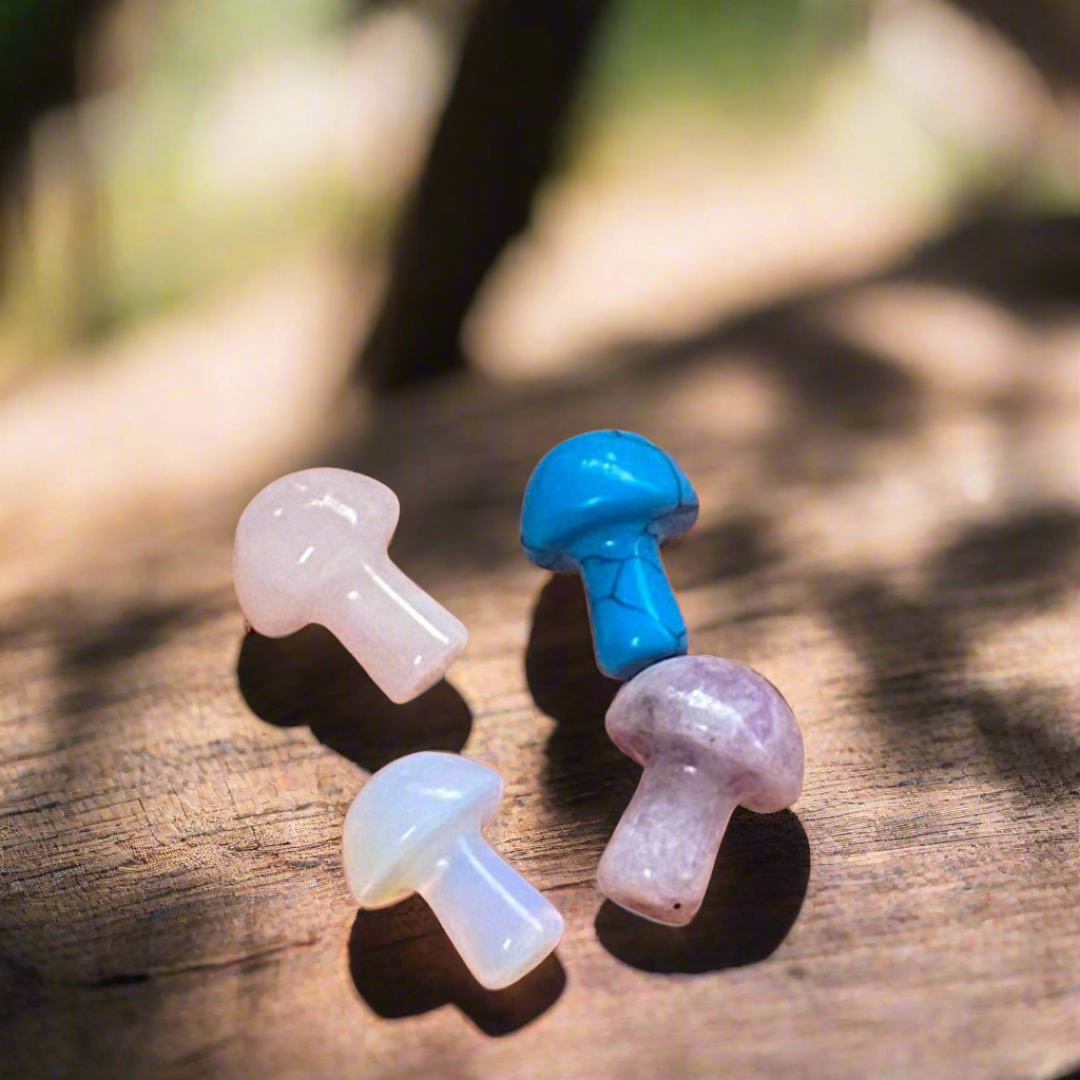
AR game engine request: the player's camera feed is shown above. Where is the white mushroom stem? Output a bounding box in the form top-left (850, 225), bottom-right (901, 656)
top-left (420, 831), bottom-right (564, 990)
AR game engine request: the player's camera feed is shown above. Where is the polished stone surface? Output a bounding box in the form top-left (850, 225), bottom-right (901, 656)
top-left (343, 752), bottom-right (564, 990)
top-left (520, 430), bottom-right (698, 680)
top-left (599, 654), bottom-right (804, 925)
top-left (233, 468), bottom-right (467, 704)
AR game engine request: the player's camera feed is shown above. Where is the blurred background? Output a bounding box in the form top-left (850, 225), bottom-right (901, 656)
top-left (0, 0), bottom-right (1076, 594)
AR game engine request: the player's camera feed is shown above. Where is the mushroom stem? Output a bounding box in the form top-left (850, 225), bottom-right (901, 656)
top-left (327, 554), bottom-right (466, 704)
top-left (597, 761), bottom-right (738, 926)
top-left (421, 831), bottom-right (564, 990)
top-left (579, 534), bottom-right (688, 681)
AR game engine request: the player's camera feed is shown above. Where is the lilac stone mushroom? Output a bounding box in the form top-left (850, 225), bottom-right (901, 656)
top-left (598, 655), bottom-right (804, 926)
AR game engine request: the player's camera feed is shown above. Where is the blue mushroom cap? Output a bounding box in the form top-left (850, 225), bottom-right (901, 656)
top-left (520, 430), bottom-right (699, 571)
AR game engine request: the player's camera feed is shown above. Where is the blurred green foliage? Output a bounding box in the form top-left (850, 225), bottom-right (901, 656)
top-left (1, 0), bottom-right (1069, 367)
top-left (149, 0), bottom-right (353, 85)
top-left (583, 0), bottom-right (865, 119)
top-left (1, 0), bottom-right (364, 354)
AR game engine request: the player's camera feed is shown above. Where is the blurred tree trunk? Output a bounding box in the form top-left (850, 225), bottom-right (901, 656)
top-left (358, 0), bottom-right (612, 390)
top-left (951, 0), bottom-right (1080, 90)
top-left (0, 0), bottom-right (112, 295)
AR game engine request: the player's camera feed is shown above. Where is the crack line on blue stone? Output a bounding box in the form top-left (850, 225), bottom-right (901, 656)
top-left (598, 556), bottom-right (657, 602)
top-left (592, 594), bottom-right (683, 647)
top-left (610, 557), bottom-right (630, 597)
top-left (588, 551), bottom-right (687, 643)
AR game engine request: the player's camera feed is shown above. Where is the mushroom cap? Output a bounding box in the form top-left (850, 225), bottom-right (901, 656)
top-left (342, 752), bottom-right (503, 909)
top-left (233, 467), bottom-right (399, 636)
top-left (520, 430), bottom-right (698, 572)
top-left (606, 655), bottom-right (803, 812)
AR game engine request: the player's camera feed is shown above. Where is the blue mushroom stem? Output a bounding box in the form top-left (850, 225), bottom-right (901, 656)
top-left (577, 531), bottom-right (689, 681)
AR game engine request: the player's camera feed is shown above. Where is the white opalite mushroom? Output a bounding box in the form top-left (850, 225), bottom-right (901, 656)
top-left (343, 752), bottom-right (564, 990)
top-left (233, 468), bottom-right (467, 704)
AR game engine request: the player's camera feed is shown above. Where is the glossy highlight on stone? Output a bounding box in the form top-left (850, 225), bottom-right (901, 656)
top-left (520, 430), bottom-right (698, 681)
top-left (598, 655), bottom-right (804, 926)
top-left (343, 752), bottom-right (564, 990)
top-left (233, 468), bottom-right (467, 704)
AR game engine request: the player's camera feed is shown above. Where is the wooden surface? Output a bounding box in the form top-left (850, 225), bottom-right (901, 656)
top-left (3, 228), bottom-right (1080, 1080)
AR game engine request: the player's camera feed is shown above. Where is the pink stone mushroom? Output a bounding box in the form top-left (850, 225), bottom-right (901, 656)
top-left (598, 654), bottom-right (804, 925)
top-left (233, 468), bottom-right (467, 704)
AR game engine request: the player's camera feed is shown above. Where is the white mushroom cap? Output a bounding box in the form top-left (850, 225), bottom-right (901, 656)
top-left (343, 752), bottom-right (503, 908)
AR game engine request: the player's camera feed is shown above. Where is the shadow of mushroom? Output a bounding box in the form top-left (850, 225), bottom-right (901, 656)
top-left (930, 507), bottom-right (1080, 621)
top-left (348, 900), bottom-right (566, 1037)
top-left (525, 575), bottom-right (639, 843)
top-left (595, 808), bottom-right (810, 974)
top-left (236, 626), bottom-right (472, 772)
top-left (663, 512), bottom-right (781, 593)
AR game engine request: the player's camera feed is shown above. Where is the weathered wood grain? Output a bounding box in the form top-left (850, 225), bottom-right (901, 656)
top-left (3, 264), bottom-right (1080, 1080)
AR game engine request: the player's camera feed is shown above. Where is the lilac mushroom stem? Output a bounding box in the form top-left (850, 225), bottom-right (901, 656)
top-left (599, 761), bottom-right (739, 924)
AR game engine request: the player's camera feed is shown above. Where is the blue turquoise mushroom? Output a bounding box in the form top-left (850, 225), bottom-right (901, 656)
top-left (520, 430), bottom-right (699, 680)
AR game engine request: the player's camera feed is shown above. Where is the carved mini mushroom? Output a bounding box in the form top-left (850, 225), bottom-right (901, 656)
top-left (343, 752), bottom-right (564, 989)
top-left (598, 655), bottom-right (804, 925)
top-left (233, 468), bottom-right (467, 704)
top-left (520, 430), bottom-right (699, 681)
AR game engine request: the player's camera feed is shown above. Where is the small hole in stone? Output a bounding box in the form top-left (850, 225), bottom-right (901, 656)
top-left (673, 903), bottom-right (681, 910)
